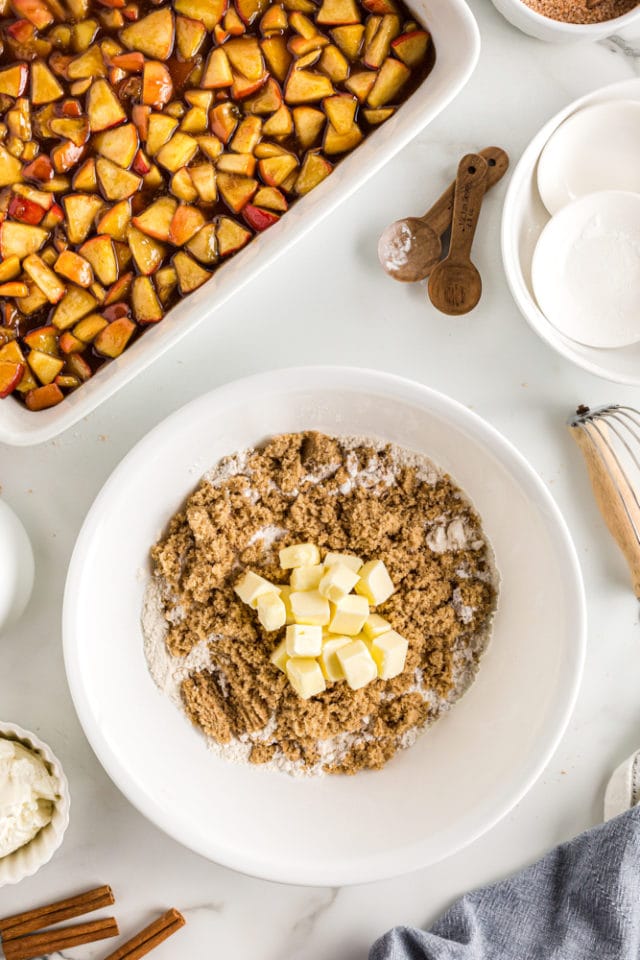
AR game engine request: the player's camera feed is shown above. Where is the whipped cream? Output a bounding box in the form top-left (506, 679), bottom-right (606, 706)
top-left (0, 738), bottom-right (58, 858)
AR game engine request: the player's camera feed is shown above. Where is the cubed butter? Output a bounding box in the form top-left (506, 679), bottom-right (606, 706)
top-left (290, 564), bottom-right (324, 591)
top-left (323, 551), bottom-right (363, 573)
top-left (234, 570), bottom-right (281, 608)
top-left (257, 592), bottom-right (286, 632)
top-left (370, 630), bottom-right (409, 680)
top-left (363, 613), bottom-right (392, 641)
top-left (318, 562), bottom-right (360, 603)
top-left (280, 584), bottom-right (295, 625)
top-left (329, 593), bottom-right (369, 635)
top-left (286, 623), bottom-right (323, 657)
top-left (336, 639), bottom-right (377, 690)
top-left (286, 658), bottom-right (326, 700)
top-left (355, 559), bottom-right (395, 606)
top-left (279, 542), bottom-right (320, 569)
top-left (270, 639), bottom-right (289, 673)
top-left (319, 635), bottom-right (351, 682)
top-left (290, 589), bottom-right (330, 626)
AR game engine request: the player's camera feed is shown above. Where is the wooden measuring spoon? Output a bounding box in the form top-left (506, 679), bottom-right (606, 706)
top-left (378, 147), bottom-right (509, 283)
top-left (427, 154), bottom-right (488, 316)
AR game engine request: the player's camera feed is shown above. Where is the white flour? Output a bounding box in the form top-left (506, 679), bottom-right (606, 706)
top-left (142, 435), bottom-right (499, 778)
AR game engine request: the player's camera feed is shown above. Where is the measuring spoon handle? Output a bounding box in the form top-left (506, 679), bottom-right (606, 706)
top-left (446, 153), bottom-right (488, 264)
top-left (425, 146), bottom-right (508, 237)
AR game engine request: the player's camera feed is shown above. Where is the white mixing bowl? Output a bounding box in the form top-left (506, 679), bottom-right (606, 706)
top-left (63, 367), bottom-right (585, 885)
top-left (490, 0), bottom-right (640, 43)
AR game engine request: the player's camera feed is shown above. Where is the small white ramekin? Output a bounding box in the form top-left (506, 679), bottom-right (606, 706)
top-left (0, 723), bottom-right (70, 887)
top-left (490, 0), bottom-right (640, 42)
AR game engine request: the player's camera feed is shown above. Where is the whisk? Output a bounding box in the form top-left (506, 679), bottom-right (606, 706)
top-left (569, 404), bottom-right (640, 598)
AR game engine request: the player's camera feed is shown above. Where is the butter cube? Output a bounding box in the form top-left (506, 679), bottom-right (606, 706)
top-left (290, 589), bottom-right (330, 626)
top-left (290, 564), bottom-right (324, 591)
top-left (257, 592), bottom-right (286, 632)
top-left (280, 585), bottom-right (295, 625)
top-left (319, 635), bottom-right (351, 682)
top-left (318, 562), bottom-right (360, 603)
top-left (355, 559), bottom-right (395, 606)
top-left (279, 542), bottom-right (320, 569)
top-left (270, 639), bottom-right (289, 673)
top-left (336, 639), bottom-right (377, 690)
top-left (323, 551), bottom-right (363, 573)
top-left (234, 570), bottom-right (281, 608)
top-left (286, 623), bottom-right (322, 657)
top-left (363, 613), bottom-right (392, 641)
top-left (329, 593), bottom-right (369, 636)
top-left (286, 658), bottom-right (326, 699)
top-left (370, 630), bottom-right (409, 680)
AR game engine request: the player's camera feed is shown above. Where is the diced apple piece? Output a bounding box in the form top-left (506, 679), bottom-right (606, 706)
top-left (224, 5), bottom-right (245, 33)
top-left (185, 90), bottom-right (213, 111)
top-left (224, 36), bottom-right (264, 81)
top-left (25, 382), bottom-right (64, 409)
top-left (131, 274), bottom-right (163, 322)
top-left (49, 116), bottom-right (90, 148)
top-left (94, 315), bottom-right (135, 357)
top-left (261, 103), bottom-right (292, 138)
top-left (260, 3), bottom-right (287, 32)
top-left (0, 221), bottom-right (47, 259)
top-left (290, 105), bottom-right (323, 148)
top-left (363, 13), bottom-right (400, 68)
top-left (15, 279), bottom-right (49, 315)
top-left (228, 115), bottom-right (261, 154)
top-left (345, 69), bottom-right (376, 102)
top-left (23, 324), bottom-right (59, 355)
top-left (41, 203), bottom-right (65, 230)
top-left (288, 34), bottom-right (328, 57)
top-left (131, 196), bottom-right (177, 241)
top-left (367, 56), bottom-right (409, 107)
top-left (28, 348), bottom-right (64, 385)
top-left (30, 59), bottom-right (64, 106)
top-left (216, 215), bottom-right (250, 256)
top-left (55, 249), bottom-right (94, 287)
top-left (51, 139), bottom-right (86, 175)
top-left (216, 153), bottom-right (256, 175)
top-left (96, 199), bottom-right (131, 240)
top-left (362, 106), bottom-right (394, 123)
top-left (52, 284), bottom-right (98, 328)
top-left (185, 223), bottom-right (217, 263)
top-left (79, 233), bottom-right (118, 284)
top-left (253, 185), bottom-right (287, 211)
top-left (154, 264), bottom-right (178, 303)
top-left (11, 0), bottom-right (54, 27)
top-left (391, 28), bottom-right (429, 66)
top-left (96, 156), bottom-right (142, 200)
top-left (0, 282), bottom-right (28, 297)
top-left (316, 0), bottom-right (360, 24)
top-left (103, 271), bottom-right (133, 304)
top-left (201, 47), bottom-right (233, 88)
top-left (145, 113), bottom-right (178, 156)
top-left (167, 204), bottom-right (204, 245)
top-left (0, 257), bottom-right (21, 283)
top-left (257, 152), bottom-right (298, 187)
top-left (93, 123), bottom-right (139, 168)
top-left (362, 0), bottom-right (397, 12)
top-left (142, 60), bottom-right (173, 108)
top-left (318, 43), bottom-right (348, 81)
top-left (322, 92), bottom-right (357, 134)
top-left (22, 155), bottom-right (54, 184)
top-left (330, 23), bottom-right (364, 58)
top-left (109, 52), bottom-right (145, 72)
top-left (253, 140), bottom-right (288, 158)
top-left (294, 149), bottom-right (332, 194)
top-left (23, 253), bottom-right (65, 302)
top-left (196, 134), bottom-right (223, 161)
top-left (8, 194), bottom-right (46, 225)
top-left (58, 331), bottom-right (84, 353)
top-left (235, 0), bottom-right (267, 25)
top-left (126, 224), bottom-right (165, 274)
top-left (67, 45), bottom-right (107, 80)
top-left (283, 0), bottom-right (315, 11)
top-left (170, 167), bottom-right (198, 201)
top-left (73, 159), bottom-right (98, 192)
top-left (0, 63), bottom-right (28, 98)
top-left (217, 171), bottom-right (256, 212)
top-left (172, 250), bottom-right (211, 293)
top-left (176, 14), bottom-right (206, 58)
top-left (209, 102), bottom-right (239, 143)
top-left (73, 313), bottom-right (108, 341)
top-left (242, 76), bottom-right (282, 114)
top-left (131, 104), bottom-right (151, 140)
top-left (242, 203), bottom-right (279, 231)
top-left (120, 7), bottom-right (175, 58)
top-left (54, 374), bottom-right (81, 389)
top-left (323, 118), bottom-right (362, 153)
top-left (155, 132), bottom-right (198, 172)
top-left (0, 360), bottom-right (24, 398)
top-left (174, 0), bottom-right (227, 31)
top-left (187, 162), bottom-right (216, 202)
top-left (230, 71), bottom-right (267, 100)
top-left (260, 36), bottom-right (291, 84)
top-left (87, 78), bottom-right (126, 131)
top-left (285, 68), bottom-right (333, 104)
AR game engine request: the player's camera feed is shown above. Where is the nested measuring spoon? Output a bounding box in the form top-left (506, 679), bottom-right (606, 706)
top-left (428, 153), bottom-right (488, 316)
top-left (378, 146), bottom-right (509, 283)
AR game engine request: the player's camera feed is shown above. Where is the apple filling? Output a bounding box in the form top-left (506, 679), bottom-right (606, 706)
top-left (0, 0), bottom-right (433, 411)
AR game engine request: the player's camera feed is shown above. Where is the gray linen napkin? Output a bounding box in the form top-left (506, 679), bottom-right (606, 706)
top-left (370, 807), bottom-right (640, 960)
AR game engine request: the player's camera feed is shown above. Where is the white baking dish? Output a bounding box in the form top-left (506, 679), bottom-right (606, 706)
top-left (0, 1), bottom-right (480, 447)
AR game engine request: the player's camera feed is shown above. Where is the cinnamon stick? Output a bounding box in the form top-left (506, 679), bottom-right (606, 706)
top-left (2, 918), bottom-right (119, 960)
top-left (0, 886), bottom-right (115, 941)
top-left (100, 909), bottom-right (185, 960)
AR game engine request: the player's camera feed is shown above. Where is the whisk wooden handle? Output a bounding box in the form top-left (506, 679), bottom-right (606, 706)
top-left (570, 422), bottom-right (640, 599)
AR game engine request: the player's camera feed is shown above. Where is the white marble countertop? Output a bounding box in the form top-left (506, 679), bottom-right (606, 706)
top-left (2, 2), bottom-right (640, 956)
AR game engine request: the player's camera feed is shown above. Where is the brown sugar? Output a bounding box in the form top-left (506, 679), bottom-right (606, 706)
top-left (149, 432), bottom-right (498, 775)
top-left (521, 0), bottom-right (637, 24)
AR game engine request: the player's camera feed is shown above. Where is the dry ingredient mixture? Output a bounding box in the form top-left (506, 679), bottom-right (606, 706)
top-left (144, 431), bottom-right (498, 776)
top-left (521, 0), bottom-right (637, 24)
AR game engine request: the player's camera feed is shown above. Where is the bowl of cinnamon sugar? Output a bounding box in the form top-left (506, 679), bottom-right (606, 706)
top-left (490, 0), bottom-right (640, 42)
